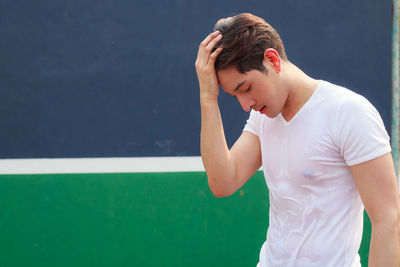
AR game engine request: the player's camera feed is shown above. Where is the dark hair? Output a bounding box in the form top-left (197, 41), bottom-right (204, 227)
top-left (214, 13), bottom-right (288, 74)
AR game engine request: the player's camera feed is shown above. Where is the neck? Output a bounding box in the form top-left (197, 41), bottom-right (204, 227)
top-left (279, 61), bottom-right (319, 121)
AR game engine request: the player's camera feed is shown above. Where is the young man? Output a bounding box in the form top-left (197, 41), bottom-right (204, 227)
top-left (195, 13), bottom-right (400, 267)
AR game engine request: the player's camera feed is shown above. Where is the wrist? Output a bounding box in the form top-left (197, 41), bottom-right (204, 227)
top-left (200, 93), bottom-right (219, 105)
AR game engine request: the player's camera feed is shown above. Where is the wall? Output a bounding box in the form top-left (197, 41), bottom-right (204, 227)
top-left (0, 1), bottom-right (389, 266)
top-left (0, 172), bottom-right (372, 266)
top-left (0, 0), bottom-right (393, 158)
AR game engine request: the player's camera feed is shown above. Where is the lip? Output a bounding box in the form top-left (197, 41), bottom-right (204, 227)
top-left (259, 106), bottom-right (266, 114)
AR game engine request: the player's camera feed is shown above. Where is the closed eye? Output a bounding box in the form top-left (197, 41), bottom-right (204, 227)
top-left (244, 85), bottom-right (251, 93)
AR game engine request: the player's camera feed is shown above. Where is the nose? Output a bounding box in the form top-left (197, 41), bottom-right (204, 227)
top-left (236, 95), bottom-right (256, 112)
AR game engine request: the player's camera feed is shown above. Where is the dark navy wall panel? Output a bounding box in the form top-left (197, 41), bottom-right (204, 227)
top-left (0, 0), bottom-right (392, 158)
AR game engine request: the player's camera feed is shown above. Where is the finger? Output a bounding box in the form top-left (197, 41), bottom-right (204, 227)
top-left (208, 47), bottom-right (224, 65)
top-left (196, 31), bottom-right (221, 67)
top-left (198, 33), bottom-right (222, 66)
top-left (206, 33), bottom-right (223, 52)
top-left (200, 30), bottom-right (220, 49)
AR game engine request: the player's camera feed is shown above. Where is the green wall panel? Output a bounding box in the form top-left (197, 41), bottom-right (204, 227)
top-left (0, 172), bottom-right (370, 266)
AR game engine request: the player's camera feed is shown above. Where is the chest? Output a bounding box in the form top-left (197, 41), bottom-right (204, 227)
top-left (259, 114), bottom-right (350, 191)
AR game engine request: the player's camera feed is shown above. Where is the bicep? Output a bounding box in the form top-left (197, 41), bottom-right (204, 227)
top-left (350, 153), bottom-right (400, 224)
top-left (229, 131), bottom-right (262, 188)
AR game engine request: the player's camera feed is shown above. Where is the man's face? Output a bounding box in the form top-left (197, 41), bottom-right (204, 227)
top-left (217, 64), bottom-right (288, 118)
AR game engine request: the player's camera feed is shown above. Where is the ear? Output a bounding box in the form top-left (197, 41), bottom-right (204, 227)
top-left (263, 48), bottom-right (281, 73)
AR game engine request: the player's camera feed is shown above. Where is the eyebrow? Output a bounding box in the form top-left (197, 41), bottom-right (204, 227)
top-left (233, 80), bottom-right (246, 92)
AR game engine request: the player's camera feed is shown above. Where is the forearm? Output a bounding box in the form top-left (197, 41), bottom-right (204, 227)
top-left (195, 31), bottom-right (237, 196)
top-left (200, 98), bottom-right (237, 196)
top-left (368, 219), bottom-right (400, 267)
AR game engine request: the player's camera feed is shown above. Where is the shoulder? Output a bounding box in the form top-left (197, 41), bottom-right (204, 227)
top-left (243, 110), bottom-right (264, 136)
top-left (319, 82), bottom-right (391, 165)
top-left (315, 81), bottom-right (378, 121)
top-left (317, 81), bottom-right (368, 106)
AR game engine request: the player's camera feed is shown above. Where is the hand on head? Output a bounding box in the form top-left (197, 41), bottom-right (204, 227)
top-left (195, 31), bottom-right (224, 102)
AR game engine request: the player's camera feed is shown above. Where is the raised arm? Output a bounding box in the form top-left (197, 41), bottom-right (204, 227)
top-left (195, 31), bottom-right (261, 197)
top-left (350, 153), bottom-right (400, 266)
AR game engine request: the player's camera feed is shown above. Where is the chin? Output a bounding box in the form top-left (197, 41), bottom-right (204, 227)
top-left (264, 113), bottom-right (278, 119)
top-left (269, 115), bottom-right (279, 119)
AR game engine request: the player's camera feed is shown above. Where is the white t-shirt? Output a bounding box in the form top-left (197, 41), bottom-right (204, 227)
top-left (244, 81), bottom-right (391, 267)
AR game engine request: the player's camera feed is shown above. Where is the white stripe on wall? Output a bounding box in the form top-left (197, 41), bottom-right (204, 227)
top-left (0, 157), bottom-right (205, 174)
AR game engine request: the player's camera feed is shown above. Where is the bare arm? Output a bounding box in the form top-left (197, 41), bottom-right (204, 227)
top-left (195, 31), bottom-right (261, 197)
top-left (350, 153), bottom-right (400, 267)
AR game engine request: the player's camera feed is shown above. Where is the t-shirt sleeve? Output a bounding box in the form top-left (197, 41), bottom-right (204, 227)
top-left (333, 93), bottom-right (391, 166)
top-left (243, 110), bottom-right (260, 136)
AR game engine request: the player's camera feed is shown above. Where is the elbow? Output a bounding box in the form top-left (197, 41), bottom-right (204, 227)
top-left (393, 199), bottom-right (400, 238)
top-left (372, 201), bottom-right (400, 241)
top-left (210, 187), bottom-right (232, 198)
top-left (370, 206), bottom-right (400, 229)
top-left (396, 206), bottom-right (400, 241)
top-left (369, 205), bottom-right (400, 236)
top-left (207, 175), bottom-right (235, 198)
